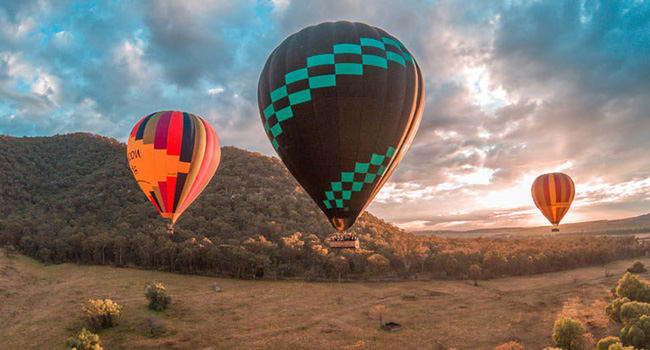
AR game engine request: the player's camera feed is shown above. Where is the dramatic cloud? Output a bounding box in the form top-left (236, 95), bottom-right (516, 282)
top-left (0, 0), bottom-right (648, 230)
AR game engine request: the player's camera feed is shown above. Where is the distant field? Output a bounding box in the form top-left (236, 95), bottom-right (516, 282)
top-left (1, 249), bottom-right (647, 350)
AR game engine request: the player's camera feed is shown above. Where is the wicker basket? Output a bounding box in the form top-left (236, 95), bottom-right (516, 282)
top-left (329, 239), bottom-right (359, 249)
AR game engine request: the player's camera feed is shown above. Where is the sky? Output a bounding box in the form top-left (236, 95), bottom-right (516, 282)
top-left (1, 0), bottom-right (649, 231)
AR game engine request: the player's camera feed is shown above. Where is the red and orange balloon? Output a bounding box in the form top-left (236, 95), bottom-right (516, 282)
top-left (531, 172), bottom-right (575, 232)
top-left (127, 111), bottom-right (220, 227)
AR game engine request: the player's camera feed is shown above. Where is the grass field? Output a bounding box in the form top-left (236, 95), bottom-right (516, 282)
top-left (1, 249), bottom-right (647, 350)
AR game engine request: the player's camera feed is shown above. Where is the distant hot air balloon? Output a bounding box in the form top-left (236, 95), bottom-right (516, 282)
top-left (257, 21), bottom-right (424, 240)
top-left (531, 173), bottom-right (575, 232)
top-left (127, 111), bottom-right (220, 233)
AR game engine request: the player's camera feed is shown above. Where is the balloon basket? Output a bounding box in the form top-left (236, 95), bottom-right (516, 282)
top-left (328, 233), bottom-right (359, 249)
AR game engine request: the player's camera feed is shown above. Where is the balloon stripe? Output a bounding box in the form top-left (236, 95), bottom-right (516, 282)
top-left (143, 112), bottom-right (161, 144)
top-left (158, 180), bottom-right (169, 213)
top-left (166, 176), bottom-right (177, 213)
top-left (131, 119), bottom-right (143, 138)
top-left (167, 111), bottom-right (183, 156)
top-left (179, 113), bottom-right (196, 162)
top-left (172, 172), bottom-right (187, 212)
top-left (154, 111), bottom-right (172, 149)
top-left (135, 113), bottom-right (153, 141)
top-left (554, 173), bottom-right (561, 203)
top-left (549, 174), bottom-right (557, 222)
top-left (148, 192), bottom-right (163, 214)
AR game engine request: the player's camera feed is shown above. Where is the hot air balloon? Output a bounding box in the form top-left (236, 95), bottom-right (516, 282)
top-left (531, 172), bottom-right (575, 232)
top-left (127, 111), bottom-right (220, 234)
top-left (257, 21), bottom-right (424, 247)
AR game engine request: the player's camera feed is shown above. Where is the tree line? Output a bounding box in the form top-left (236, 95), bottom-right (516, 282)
top-left (0, 134), bottom-right (646, 281)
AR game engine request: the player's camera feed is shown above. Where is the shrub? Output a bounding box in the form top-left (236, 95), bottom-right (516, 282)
top-left (143, 316), bottom-right (167, 338)
top-left (66, 328), bottom-right (102, 350)
top-left (145, 282), bottom-right (171, 311)
top-left (607, 297), bottom-right (632, 323)
top-left (82, 299), bottom-right (121, 329)
top-left (620, 301), bottom-right (650, 325)
top-left (607, 343), bottom-right (635, 350)
top-left (627, 261), bottom-right (647, 274)
top-left (620, 314), bottom-right (650, 349)
top-left (596, 336), bottom-right (620, 350)
top-left (552, 317), bottom-right (586, 350)
top-left (616, 272), bottom-right (650, 302)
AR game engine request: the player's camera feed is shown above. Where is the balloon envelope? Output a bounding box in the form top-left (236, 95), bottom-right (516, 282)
top-left (257, 21), bottom-right (424, 231)
top-left (127, 111), bottom-right (220, 224)
top-left (531, 172), bottom-right (575, 228)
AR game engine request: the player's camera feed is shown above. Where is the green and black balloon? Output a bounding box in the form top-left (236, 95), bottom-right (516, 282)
top-left (257, 21), bottom-right (424, 231)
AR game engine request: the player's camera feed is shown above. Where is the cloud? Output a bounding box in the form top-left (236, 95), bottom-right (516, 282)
top-left (0, 0), bottom-right (648, 230)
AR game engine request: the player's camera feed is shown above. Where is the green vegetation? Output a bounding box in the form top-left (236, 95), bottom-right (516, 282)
top-left (597, 336), bottom-right (621, 350)
top-left (66, 328), bottom-right (102, 350)
top-left (607, 343), bottom-right (636, 350)
top-left (145, 282), bottom-right (171, 311)
top-left (0, 134), bottom-right (645, 282)
top-left (616, 272), bottom-right (650, 302)
top-left (551, 317), bottom-right (586, 350)
top-left (601, 272), bottom-right (650, 349)
top-left (469, 264), bottom-right (482, 286)
top-left (607, 297), bottom-right (632, 323)
top-left (628, 260), bottom-right (648, 274)
top-left (82, 299), bottom-right (121, 330)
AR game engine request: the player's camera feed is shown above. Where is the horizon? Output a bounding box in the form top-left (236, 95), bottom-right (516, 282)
top-left (1, 0), bottom-right (649, 230)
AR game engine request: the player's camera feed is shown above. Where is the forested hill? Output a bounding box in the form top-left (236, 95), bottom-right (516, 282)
top-left (0, 133), bottom-right (645, 280)
top-left (0, 132), bottom-right (403, 245)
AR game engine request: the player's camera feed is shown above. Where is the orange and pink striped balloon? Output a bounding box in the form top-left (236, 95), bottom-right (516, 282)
top-left (127, 111), bottom-right (220, 226)
top-left (531, 172), bottom-right (575, 232)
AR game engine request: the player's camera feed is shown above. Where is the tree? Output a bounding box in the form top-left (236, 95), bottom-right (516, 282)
top-left (552, 317), bottom-right (586, 350)
top-left (367, 253), bottom-right (391, 276)
top-left (469, 264), bottom-right (482, 286)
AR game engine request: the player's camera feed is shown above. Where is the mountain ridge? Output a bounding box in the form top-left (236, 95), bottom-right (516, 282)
top-left (413, 213), bottom-right (650, 238)
top-left (0, 132), bottom-right (644, 280)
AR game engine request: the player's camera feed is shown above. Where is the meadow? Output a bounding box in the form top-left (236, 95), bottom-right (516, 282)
top-left (1, 248), bottom-right (645, 349)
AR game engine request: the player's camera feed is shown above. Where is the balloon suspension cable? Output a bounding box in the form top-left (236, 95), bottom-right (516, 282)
top-left (167, 222), bottom-right (175, 235)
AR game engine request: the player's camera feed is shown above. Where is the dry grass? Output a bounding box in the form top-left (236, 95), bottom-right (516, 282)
top-left (1, 249), bottom-right (648, 350)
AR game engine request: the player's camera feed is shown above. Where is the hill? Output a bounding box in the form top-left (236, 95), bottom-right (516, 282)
top-left (0, 133), bottom-right (645, 281)
top-left (415, 214), bottom-right (650, 238)
top-left (1, 248), bottom-right (645, 349)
